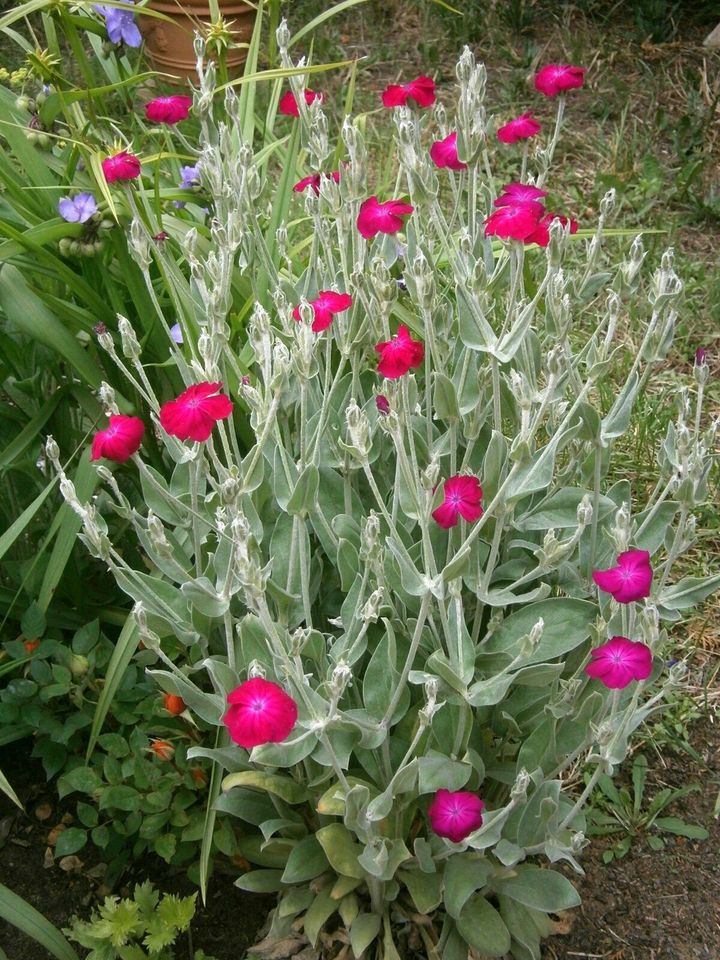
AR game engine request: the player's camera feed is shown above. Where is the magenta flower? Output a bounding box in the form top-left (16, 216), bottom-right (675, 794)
top-left (159, 381), bottom-right (233, 442)
top-left (375, 325), bottom-right (424, 379)
top-left (695, 347), bottom-right (707, 367)
top-left (279, 89), bottom-right (324, 117)
top-left (534, 64), bottom-right (586, 97)
top-left (495, 182), bottom-right (548, 206)
top-left (381, 75), bottom-right (436, 109)
top-left (91, 415), bottom-right (145, 463)
top-left (292, 290), bottom-right (352, 333)
top-left (497, 111), bottom-right (542, 144)
top-left (592, 549), bottom-right (653, 604)
top-left (432, 475), bottom-right (483, 529)
top-left (357, 196), bottom-right (414, 240)
top-left (526, 213), bottom-right (578, 247)
top-left (585, 636), bottom-right (653, 690)
top-left (484, 203), bottom-right (543, 241)
top-left (375, 395), bottom-right (390, 415)
top-left (223, 678), bottom-right (298, 749)
top-left (145, 95), bottom-right (192, 125)
top-left (102, 151), bottom-right (141, 183)
top-left (428, 789), bottom-right (484, 843)
top-left (429, 132), bottom-right (467, 171)
top-left (293, 170), bottom-right (341, 195)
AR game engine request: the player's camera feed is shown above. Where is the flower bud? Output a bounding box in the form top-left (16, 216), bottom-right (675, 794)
top-left (45, 435), bottom-right (60, 466)
top-left (163, 693), bottom-right (186, 715)
top-left (511, 768), bottom-right (530, 802)
top-left (345, 399), bottom-right (372, 461)
top-left (576, 495), bottom-right (593, 527)
top-left (361, 588), bottom-right (383, 623)
top-left (150, 739), bottom-right (175, 761)
top-left (117, 315), bottom-right (141, 361)
top-left (70, 654), bottom-right (89, 677)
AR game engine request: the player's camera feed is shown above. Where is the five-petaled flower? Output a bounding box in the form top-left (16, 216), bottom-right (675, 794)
top-left (375, 325), bottom-right (424, 379)
top-left (292, 291), bottom-right (353, 333)
top-left (432, 475), bottom-right (483, 528)
top-left (163, 693), bottom-right (185, 716)
top-left (585, 636), bottom-right (653, 689)
top-left (526, 213), bottom-right (578, 247)
top-left (102, 150), bottom-right (141, 183)
top-left (381, 75), bottom-right (436, 109)
top-left (159, 382), bottom-right (233, 443)
top-left (279, 89), bottom-right (324, 117)
top-left (357, 196), bottom-right (414, 240)
top-left (428, 789), bottom-right (484, 843)
top-left (145, 95), bottom-right (192, 125)
top-left (223, 678), bottom-right (298, 749)
top-left (293, 170), bottom-right (341, 194)
top-left (534, 64), bottom-right (586, 97)
top-left (484, 202), bottom-right (543, 241)
top-left (592, 549), bottom-right (653, 604)
top-left (497, 112), bottom-right (542, 144)
top-left (94, 0), bottom-right (142, 47)
top-left (495, 182), bottom-right (548, 206)
top-left (91, 415), bottom-right (145, 463)
top-left (58, 193), bottom-right (97, 223)
top-left (429, 132), bottom-right (467, 171)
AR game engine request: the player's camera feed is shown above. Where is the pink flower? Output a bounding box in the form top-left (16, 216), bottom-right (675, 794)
top-left (293, 170), bottom-right (341, 195)
top-left (91, 415), bottom-right (145, 463)
top-left (432, 475), bottom-right (483, 529)
top-left (144, 95), bottom-right (192, 125)
top-left (102, 150), bottom-right (141, 183)
top-left (694, 347), bottom-right (707, 367)
top-left (592, 549), bottom-right (653, 604)
top-left (223, 678), bottom-right (298, 749)
top-left (525, 213), bottom-right (578, 247)
top-left (292, 290), bottom-right (353, 333)
top-left (279, 88), bottom-right (324, 117)
top-left (375, 325), bottom-right (424, 379)
top-left (484, 203), bottom-right (543, 241)
top-left (375, 395), bottom-right (390, 415)
top-left (534, 64), bottom-right (586, 97)
top-left (381, 75), bottom-right (436, 109)
top-left (357, 196), bottom-right (414, 240)
top-left (497, 111), bottom-right (541, 144)
top-left (428, 789), bottom-right (484, 843)
top-left (159, 381), bottom-right (233, 442)
top-left (585, 636), bottom-right (653, 690)
top-left (495, 182), bottom-right (548, 206)
top-left (429, 132), bottom-right (467, 171)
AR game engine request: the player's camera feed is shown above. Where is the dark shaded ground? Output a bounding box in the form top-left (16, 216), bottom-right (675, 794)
top-left (0, 741), bottom-right (270, 960)
top-left (2, 716), bottom-right (719, 960)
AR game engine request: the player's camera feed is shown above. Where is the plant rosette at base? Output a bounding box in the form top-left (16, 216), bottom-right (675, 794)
top-left (51, 26), bottom-right (718, 960)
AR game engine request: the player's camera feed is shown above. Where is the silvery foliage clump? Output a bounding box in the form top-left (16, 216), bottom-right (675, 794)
top-left (55, 34), bottom-right (718, 960)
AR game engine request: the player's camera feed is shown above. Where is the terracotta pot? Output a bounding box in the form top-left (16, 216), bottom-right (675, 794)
top-left (141, 0), bottom-right (256, 83)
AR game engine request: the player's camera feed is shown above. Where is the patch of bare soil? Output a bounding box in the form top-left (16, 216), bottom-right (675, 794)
top-left (544, 716), bottom-right (720, 960)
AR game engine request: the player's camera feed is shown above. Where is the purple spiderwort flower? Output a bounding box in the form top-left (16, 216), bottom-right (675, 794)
top-left (58, 193), bottom-right (97, 224)
top-left (174, 164), bottom-right (201, 209)
top-left (94, 0), bottom-right (142, 48)
top-left (169, 323), bottom-right (183, 344)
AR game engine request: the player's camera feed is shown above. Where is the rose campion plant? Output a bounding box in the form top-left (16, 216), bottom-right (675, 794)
top-left (56, 32), bottom-right (719, 960)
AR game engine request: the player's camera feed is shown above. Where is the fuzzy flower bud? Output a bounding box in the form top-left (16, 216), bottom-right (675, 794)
top-left (117, 315), bottom-right (141, 361)
top-left (345, 399), bottom-right (372, 461)
top-left (361, 588), bottom-right (383, 623)
top-left (45, 435), bottom-right (60, 467)
top-left (511, 768), bottom-right (530, 802)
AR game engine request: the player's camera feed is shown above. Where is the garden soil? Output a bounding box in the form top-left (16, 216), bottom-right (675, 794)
top-left (1, 716), bottom-right (718, 960)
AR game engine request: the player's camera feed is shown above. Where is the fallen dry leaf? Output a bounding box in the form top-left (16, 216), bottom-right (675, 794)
top-left (248, 934), bottom-right (308, 960)
top-left (35, 803), bottom-right (53, 821)
top-left (43, 846), bottom-right (55, 869)
top-left (59, 855), bottom-right (84, 872)
top-left (47, 824), bottom-right (66, 846)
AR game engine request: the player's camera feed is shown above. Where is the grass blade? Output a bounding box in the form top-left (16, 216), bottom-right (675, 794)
top-left (85, 613), bottom-right (139, 759)
top-left (0, 884), bottom-right (80, 960)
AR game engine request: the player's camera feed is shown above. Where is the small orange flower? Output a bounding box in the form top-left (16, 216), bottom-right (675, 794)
top-left (163, 693), bottom-right (186, 716)
top-left (150, 739), bottom-right (175, 761)
top-left (190, 768), bottom-right (207, 786)
top-left (23, 639), bottom-right (40, 654)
